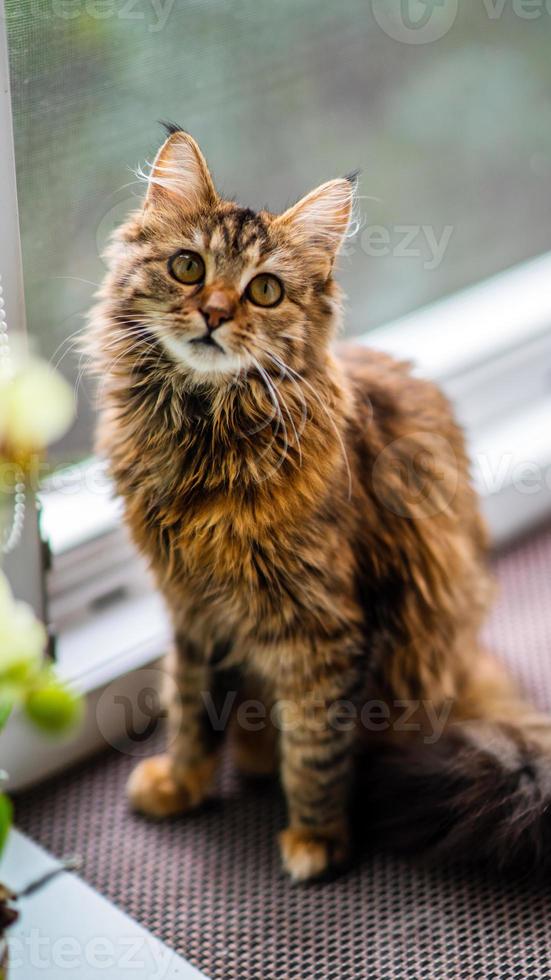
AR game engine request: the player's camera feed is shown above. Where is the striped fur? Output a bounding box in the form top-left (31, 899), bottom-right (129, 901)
top-left (89, 131), bottom-right (551, 881)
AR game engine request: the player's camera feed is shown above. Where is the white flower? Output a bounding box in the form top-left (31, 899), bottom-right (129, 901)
top-left (0, 571), bottom-right (46, 684)
top-left (0, 359), bottom-right (75, 452)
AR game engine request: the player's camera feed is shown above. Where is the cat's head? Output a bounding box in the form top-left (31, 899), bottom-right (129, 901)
top-left (103, 127), bottom-right (356, 384)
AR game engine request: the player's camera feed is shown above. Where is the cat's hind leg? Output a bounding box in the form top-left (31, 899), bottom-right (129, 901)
top-left (230, 677), bottom-right (279, 778)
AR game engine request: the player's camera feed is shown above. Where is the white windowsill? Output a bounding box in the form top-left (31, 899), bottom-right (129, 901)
top-left (363, 250), bottom-right (551, 381)
top-left (3, 830), bottom-right (206, 979)
top-left (40, 462), bottom-right (123, 555)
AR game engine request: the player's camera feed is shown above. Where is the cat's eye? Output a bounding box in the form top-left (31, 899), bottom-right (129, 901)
top-left (168, 250), bottom-right (205, 285)
top-left (246, 273), bottom-right (283, 308)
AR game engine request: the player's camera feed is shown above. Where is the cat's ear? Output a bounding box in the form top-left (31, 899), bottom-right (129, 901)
top-left (275, 175), bottom-right (357, 265)
top-left (144, 131), bottom-right (217, 212)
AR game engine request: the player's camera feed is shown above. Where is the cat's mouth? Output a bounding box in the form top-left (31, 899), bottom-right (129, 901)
top-left (155, 326), bottom-right (243, 377)
top-left (190, 333), bottom-right (224, 352)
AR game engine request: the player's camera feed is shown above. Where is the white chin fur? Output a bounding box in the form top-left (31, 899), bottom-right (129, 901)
top-left (158, 333), bottom-right (243, 378)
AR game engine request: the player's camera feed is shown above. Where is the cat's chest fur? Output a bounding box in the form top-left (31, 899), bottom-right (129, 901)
top-left (108, 389), bottom-right (354, 644)
top-left (115, 406), bottom-right (333, 581)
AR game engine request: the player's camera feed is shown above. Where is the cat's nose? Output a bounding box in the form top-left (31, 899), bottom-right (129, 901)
top-left (199, 289), bottom-right (236, 331)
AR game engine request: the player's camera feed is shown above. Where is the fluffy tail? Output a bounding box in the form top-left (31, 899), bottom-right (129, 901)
top-left (364, 700), bottom-right (551, 878)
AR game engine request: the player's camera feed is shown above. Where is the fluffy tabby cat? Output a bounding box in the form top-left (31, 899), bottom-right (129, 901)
top-left (89, 126), bottom-right (551, 881)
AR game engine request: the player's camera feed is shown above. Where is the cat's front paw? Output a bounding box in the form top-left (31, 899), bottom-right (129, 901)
top-left (278, 825), bottom-right (350, 882)
top-left (127, 753), bottom-right (217, 819)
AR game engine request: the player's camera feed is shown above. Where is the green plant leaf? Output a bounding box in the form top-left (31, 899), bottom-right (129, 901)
top-left (0, 699), bottom-right (13, 731)
top-left (24, 683), bottom-right (82, 734)
top-left (0, 794), bottom-right (13, 858)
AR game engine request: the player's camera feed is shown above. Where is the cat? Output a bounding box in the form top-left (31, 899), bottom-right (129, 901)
top-left (89, 125), bottom-right (551, 881)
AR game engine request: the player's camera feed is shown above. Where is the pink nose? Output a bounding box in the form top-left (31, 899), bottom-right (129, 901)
top-left (199, 289), bottom-right (236, 330)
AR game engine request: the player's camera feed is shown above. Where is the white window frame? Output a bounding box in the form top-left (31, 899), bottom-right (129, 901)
top-left (2, 2), bottom-right (551, 789)
top-left (0, 4), bottom-right (45, 622)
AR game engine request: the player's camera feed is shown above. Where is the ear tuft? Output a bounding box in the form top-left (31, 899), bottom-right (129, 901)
top-left (143, 131), bottom-right (217, 213)
top-left (159, 120), bottom-right (184, 138)
top-left (344, 168), bottom-right (361, 186)
top-left (275, 176), bottom-right (357, 260)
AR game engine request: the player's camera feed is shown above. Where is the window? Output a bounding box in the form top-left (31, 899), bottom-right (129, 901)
top-left (5, 0), bottom-right (551, 466)
top-left (2, 0), bottom-right (551, 786)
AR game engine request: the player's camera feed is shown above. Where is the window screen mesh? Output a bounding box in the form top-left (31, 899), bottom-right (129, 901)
top-left (5, 0), bottom-right (551, 461)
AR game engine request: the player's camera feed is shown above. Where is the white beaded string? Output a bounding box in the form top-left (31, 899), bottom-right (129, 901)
top-left (0, 274), bottom-right (26, 556)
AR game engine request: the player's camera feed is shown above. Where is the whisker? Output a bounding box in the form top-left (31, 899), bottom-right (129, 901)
top-left (92, 335), bottom-right (161, 398)
top-left (264, 359), bottom-right (305, 468)
top-left (264, 349), bottom-right (353, 500)
top-left (51, 276), bottom-right (102, 289)
top-left (50, 325), bottom-right (88, 371)
top-left (250, 356), bottom-right (290, 481)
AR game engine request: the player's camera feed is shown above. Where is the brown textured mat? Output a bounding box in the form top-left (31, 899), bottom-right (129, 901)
top-left (16, 526), bottom-right (551, 980)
